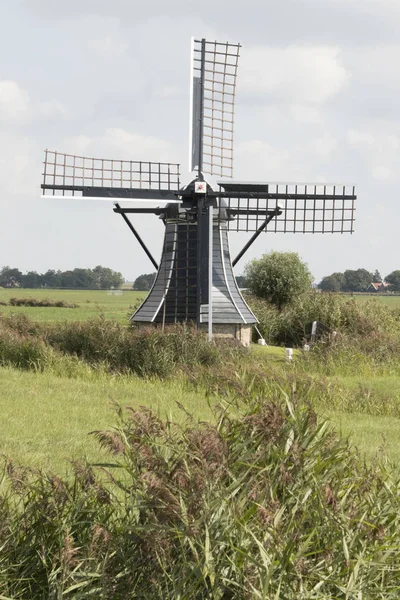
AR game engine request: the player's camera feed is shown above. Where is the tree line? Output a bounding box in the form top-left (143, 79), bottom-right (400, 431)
top-left (132, 273), bottom-right (248, 291)
top-left (133, 264), bottom-right (400, 298)
top-left (319, 269), bottom-right (400, 292)
top-left (0, 266), bottom-right (124, 290)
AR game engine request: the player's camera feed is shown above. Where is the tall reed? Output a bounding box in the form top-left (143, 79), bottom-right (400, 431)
top-left (1, 389), bottom-right (399, 598)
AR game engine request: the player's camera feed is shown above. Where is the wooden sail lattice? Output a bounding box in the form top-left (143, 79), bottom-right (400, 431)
top-left (42, 150), bottom-right (181, 197)
top-left (217, 183), bottom-right (356, 233)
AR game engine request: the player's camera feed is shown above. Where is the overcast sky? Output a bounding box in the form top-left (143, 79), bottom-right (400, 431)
top-left (0, 0), bottom-right (399, 282)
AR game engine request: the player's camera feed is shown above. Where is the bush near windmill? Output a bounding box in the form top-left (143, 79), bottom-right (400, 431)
top-left (245, 251), bottom-right (313, 310)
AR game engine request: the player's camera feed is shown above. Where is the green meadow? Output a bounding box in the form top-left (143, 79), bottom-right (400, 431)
top-left (0, 288), bottom-right (400, 470)
top-left (0, 289), bottom-right (399, 471)
top-left (0, 287), bottom-right (146, 322)
top-left (2, 289), bottom-right (400, 597)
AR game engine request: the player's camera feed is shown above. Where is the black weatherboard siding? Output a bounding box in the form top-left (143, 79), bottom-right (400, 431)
top-left (132, 207), bottom-right (257, 325)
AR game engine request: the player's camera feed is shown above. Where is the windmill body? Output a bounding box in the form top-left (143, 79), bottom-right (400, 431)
top-left (41, 38), bottom-right (356, 345)
top-left (131, 192), bottom-right (257, 345)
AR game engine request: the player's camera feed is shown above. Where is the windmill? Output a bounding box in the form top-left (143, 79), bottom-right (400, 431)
top-left (41, 38), bottom-right (356, 345)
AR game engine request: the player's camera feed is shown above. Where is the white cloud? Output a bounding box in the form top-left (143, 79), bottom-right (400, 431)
top-left (347, 129), bottom-right (375, 149)
top-left (65, 128), bottom-right (177, 163)
top-left (0, 133), bottom-right (38, 199)
top-left (288, 104), bottom-right (322, 124)
top-left (0, 80), bottom-right (31, 123)
top-left (0, 80), bottom-right (67, 126)
top-left (87, 17), bottom-right (130, 60)
top-left (372, 165), bottom-right (393, 181)
top-left (311, 132), bottom-right (338, 157)
top-left (348, 127), bottom-right (400, 181)
top-left (240, 46), bottom-right (350, 105)
top-left (38, 100), bottom-right (68, 119)
top-left (235, 132), bottom-right (338, 182)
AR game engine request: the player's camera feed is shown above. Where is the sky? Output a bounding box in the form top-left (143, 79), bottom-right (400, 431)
top-left (0, 0), bottom-right (399, 283)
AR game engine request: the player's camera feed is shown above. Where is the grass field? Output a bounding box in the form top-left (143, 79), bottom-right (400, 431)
top-left (352, 293), bottom-right (400, 308)
top-left (0, 288), bottom-right (146, 322)
top-left (0, 367), bottom-right (214, 473)
top-left (1, 288), bottom-right (400, 472)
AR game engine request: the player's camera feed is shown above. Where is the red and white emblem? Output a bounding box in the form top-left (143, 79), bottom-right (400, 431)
top-left (195, 181), bottom-right (207, 194)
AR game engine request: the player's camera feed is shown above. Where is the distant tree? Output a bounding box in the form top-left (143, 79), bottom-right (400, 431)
top-left (60, 270), bottom-right (77, 288)
top-left (244, 251), bottom-right (312, 309)
top-left (93, 265), bottom-right (124, 289)
top-left (133, 273), bottom-right (156, 291)
top-left (0, 266), bottom-right (124, 289)
top-left (343, 269), bottom-right (373, 293)
top-left (0, 266), bottom-right (23, 287)
top-left (319, 272), bottom-right (345, 292)
top-left (373, 270), bottom-right (382, 283)
top-left (235, 275), bottom-right (247, 288)
top-left (385, 270), bottom-right (400, 291)
top-left (70, 268), bottom-right (97, 289)
top-left (41, 269), bottom-right (62, 288)
top-left (21, 271), bottom-right (41, 288)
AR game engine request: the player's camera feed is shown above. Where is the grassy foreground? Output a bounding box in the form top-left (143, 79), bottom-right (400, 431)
top-left (1, 352), bottom-right (400, 471)
top-left (0, 367), bottom-right (214, 472)
top-left (2, 386), bottom-right (400, 598)
top-left (2, 292), bottom-right (400, 597)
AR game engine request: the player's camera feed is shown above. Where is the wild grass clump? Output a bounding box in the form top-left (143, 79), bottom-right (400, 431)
top-left (0, 312), bottom-right (44, 337)
top-left (0, 319), bottom-right (102, 378)
top-left (298, 332), bottom-right (400, 377)
top-left (0, 315), bottom-right (242, 378)
top-left (1, 390), bottom-right (400, 598)
top-left (0, 325), bottom-right (51, 371)
top-left (9, 297), bottom-right (78, 308)
top-left (248, 292), bottom-right (400, 376)
top-left (45, 320), bottom-right (224, 377)
top-left (247, 291), bottom-right (400, 347)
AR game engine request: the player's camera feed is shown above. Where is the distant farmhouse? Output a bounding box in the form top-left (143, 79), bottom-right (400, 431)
top-left (366, 282), bottom-right (391, 293)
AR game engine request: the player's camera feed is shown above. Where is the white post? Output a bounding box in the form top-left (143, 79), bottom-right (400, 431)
top-left (311, 320), bottom-right (317, 343)
top-left (208, 204), bottom-right (213, 342)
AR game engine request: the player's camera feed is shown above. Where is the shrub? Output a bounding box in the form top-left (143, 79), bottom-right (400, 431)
top-left (9, 297), bottom-right (78, 308)
top-left (0, 315), bottom-right (241, 379)
top-left (45, 319), bottom-right (228, 378)
top-left (245, 251), bottom-right (312, 309)
top-left (0, 326), bottom-right (51, 371)
top-left (0, 313), bottom-right (45, 337)
top-left (247, 291), bottom-right (400, 347)
top-left (1, 391), bottom-right (400, 598)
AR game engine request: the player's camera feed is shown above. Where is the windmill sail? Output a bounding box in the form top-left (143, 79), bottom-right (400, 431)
top-left (217, 182), bottom-right (356, 233)
top-left (190, 38), bottom-right (240, 178)
top-left (41, 150), bottom-right (181, 202)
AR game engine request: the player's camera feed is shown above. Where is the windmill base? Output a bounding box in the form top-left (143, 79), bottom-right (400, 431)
top-left (199, 323), bottom-right (252, 346)
top-left (133, 322), bottom-right (252, 347)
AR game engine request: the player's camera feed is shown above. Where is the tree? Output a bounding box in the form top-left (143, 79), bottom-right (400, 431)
top-left (319, 272), bottom-right (345, 292)
top-left (373, 270), bottom-right (382, 283)
top-left (59, 270), bottom-right (77, 288)
top-left (343, 269), bottom-right (373, 292)
top-left (21, 271), bottom-right (41, 288)
top-left (0, 266), bottom-right (22, 287)
top-left (41, 269), bottom-right (62, 288)
top-left (244, 251), bottom-right (312, 309)
top-left (235, 275), bottom-right (247, 289)
top-left (385, 270), bottom-right (400, 291)
top-left (93, 265), bottom-right (124, 289)
top-left (133, 273), bottom-right (156, 291)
